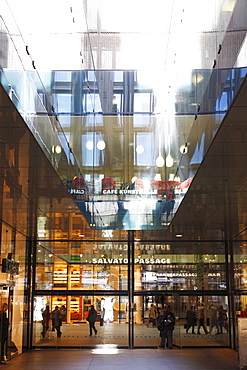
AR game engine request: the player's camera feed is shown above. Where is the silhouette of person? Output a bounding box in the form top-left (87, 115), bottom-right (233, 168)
top-left (197, 303), bottom-right (208, 334)
top-left (52, 306), bottom-right (62, 337)
top-left (157, 305), bottom-right (175, 349)
top-left (41, 305), bottom-right (50, 338)
top-left (87, 305), bottom-right (98, 337)
top-left (209, 303), bottom-right (219, 334)
top-left (185, 306), bottom-right (196, 334)
top-left (0, 303), bottom-right (8, 364)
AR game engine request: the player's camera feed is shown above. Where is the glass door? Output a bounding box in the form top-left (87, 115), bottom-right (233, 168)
top-left (33, 294), bottom-right (129, 348)
top-left (133, 293), bottom-right (230, 348)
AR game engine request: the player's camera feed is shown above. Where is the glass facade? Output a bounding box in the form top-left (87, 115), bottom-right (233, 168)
top-left (1, 0), bottom-right (247, 359)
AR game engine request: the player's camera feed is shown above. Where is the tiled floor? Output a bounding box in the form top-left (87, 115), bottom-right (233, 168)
top-left (1, 347), bottom-right (240, 370)
top-left (32, 322), bottom-right (229, 348)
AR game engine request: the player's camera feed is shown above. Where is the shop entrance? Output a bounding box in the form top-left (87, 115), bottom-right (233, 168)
top-left (133, 293), bottom-right (230, 348)
top-left (33, 292), bottom-right (231, 349)
top-left (33, 293), bottom-right (129, 348)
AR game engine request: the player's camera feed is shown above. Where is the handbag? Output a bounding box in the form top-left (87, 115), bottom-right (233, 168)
top-left (157, 318), bottom-right (165, 331)
top-left (100, 318), bottom-right (104, 326)
top-left (184, 323), bottom-right (188, 329)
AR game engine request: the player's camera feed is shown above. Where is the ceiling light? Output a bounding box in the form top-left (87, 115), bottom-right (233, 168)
top-left (55, 145), bottom-right (62, 154)
top-left (97, 140), bottom-right (106, 150)
top-left (180, 144), bottom-right (188, 154)
top-left (86, 140), bottom-right (94, 150)
top-left (176, 234), bottom-right (183, 238)
top-left (156, 135), bottom-right (164, 167)
top-left (166, 154), bottom-right (174, 167)
top-left (136, 145), bottom-right (144, 154)
top-left (156, 154), bottom-right (165, 167)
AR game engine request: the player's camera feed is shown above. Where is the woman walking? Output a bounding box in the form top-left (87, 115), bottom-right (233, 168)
top-left (87, 305), bottom-right (98, 337)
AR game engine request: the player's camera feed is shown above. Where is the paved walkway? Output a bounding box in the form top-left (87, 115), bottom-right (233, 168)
top-left (1, 348), bottom-right (240, 370)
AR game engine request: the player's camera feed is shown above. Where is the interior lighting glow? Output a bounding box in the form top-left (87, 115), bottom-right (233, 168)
top-left (136, 145), bottom-right (144, 154)
top-left (92, 344), bottom-right (118, 355)
top-left (156, 154), bottom-right (165, 168)
top-left (86, 141), bottom-right (94, 150)
top-left (97, 140), bottom-right (106, 150)
top-left (180, 144), bottom-right (188, 154)
top-left (166, 154), bottom-right (174, 167)
top-left (55, 145), bottom-right (62, 154)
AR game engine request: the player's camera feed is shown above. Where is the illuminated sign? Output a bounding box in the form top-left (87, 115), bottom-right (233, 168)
top-left (93, 244), bottom-right (171, 251)
top-left (70, 189), bottom-right (85, 195)
top-left (102, 189), bottom-right (156, 195)
top-left (92, 257), bottom-right (171, 264)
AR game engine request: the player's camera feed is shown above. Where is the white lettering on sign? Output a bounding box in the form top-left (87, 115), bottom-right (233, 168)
top-left (91, 258), bottom-right (170, 264)
top-left (102, 189), bottom-right (156, 195)
top-left (92, 244), bottom-right (170, 251)
top-left (70, 189), bottom-right (85, 194)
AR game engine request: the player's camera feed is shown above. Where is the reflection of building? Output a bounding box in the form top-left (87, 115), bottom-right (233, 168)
top-left (1, 1), bottom-right (247, 364)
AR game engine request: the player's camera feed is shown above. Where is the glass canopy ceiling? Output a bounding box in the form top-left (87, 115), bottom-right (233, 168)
top-left (1, 0), bottom-right (246, 229)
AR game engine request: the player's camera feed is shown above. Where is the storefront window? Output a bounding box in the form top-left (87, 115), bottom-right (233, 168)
top-left (33, 294), bottom-right (128, 347)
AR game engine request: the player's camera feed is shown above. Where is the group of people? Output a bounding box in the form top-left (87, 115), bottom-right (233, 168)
top-left (146, 301), bottom-right (228, 349)
top-left (42, 304), bottom-right (99, 339)
top-left (185, 303), bottom-right (228, 335)
top-left (42, 305), bottom-right (65, 338)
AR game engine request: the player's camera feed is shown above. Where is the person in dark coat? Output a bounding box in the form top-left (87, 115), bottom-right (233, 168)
top-left (87, 305), bottom-right (98, 337)
top-left (41, 305), bottom-right (50, 338)
top-left (52, 306), bottom-right (62, 337)
top-left (0, 303), bottom-right (8, 364)
top-left (185, 306), bottom-right (196, 334)
top-left (218, 305), bottom-right (228, 333)
top-left (157, 305), bottom-right (175, 349)
top-left (197, 302), bottom-right (208, 334)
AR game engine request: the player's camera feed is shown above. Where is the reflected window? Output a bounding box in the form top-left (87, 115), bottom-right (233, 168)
top-left (82, 133), bottom-right (105, 166)
top-left (135, 132), bottom-right (153, 166)
top-left (57, 94), bottom-right (71, 113)
top-left (54, 71), bottom-right (72, 82)
top-left (134, 92), bottom-right (152, 112)
top-left (87, 71), bottom-right (97, 82)
top-left (58, 132), bottom-right (71, 163)
top-left (59, 115), bottom-right (71, 128)
top-left (84, 114), bottom-right (104, 127)
top-left (114, 71), bottom-right (123, 82)
top-left (83, 93), bottom-right (102, 113)
top-left (134, 115), bottom-right (152, 127)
